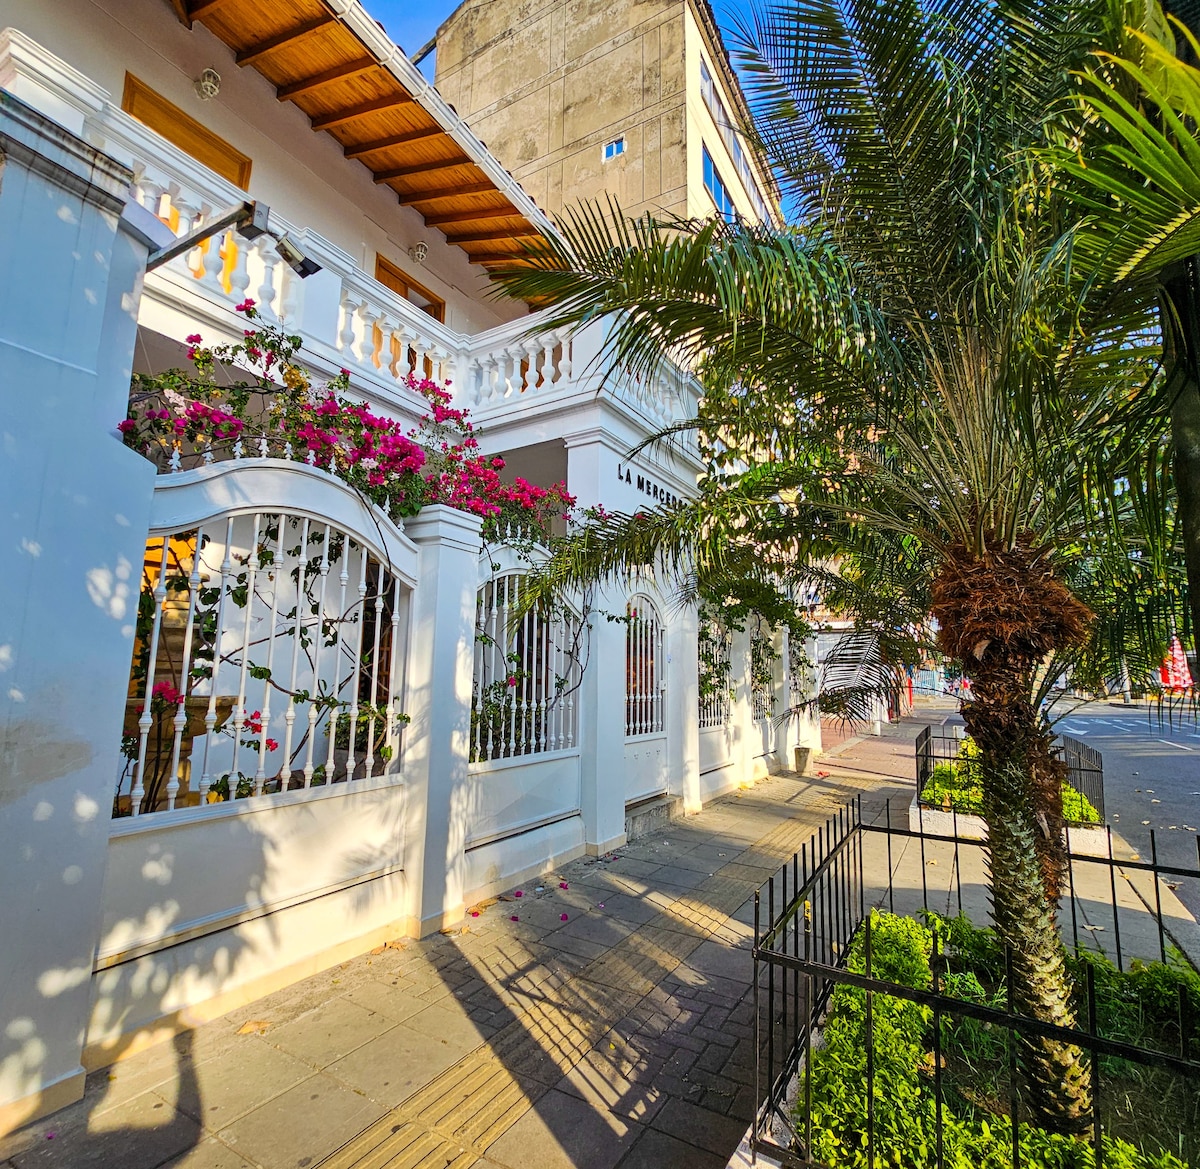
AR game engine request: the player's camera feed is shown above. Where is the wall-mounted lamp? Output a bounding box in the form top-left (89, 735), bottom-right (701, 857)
top-left (145, 200), bottom-right (323, 281)
top-left (194, 68), bottom-right (221, 101)
top-left (408, 242), bottom-right (428, 265)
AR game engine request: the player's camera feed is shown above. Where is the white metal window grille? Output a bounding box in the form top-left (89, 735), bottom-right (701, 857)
top-left (472, 573), bottom-right (581, 762)
top-left (698, 619), bottom-right (732, 729)
top-left (625, 597), bottom-right (665, 737)
top-left (788, 636), bottom-right (811, 706)
top-left (752, 628), bottom-right (775, 721)
top-left (116, 513), bottom-right (408, 817)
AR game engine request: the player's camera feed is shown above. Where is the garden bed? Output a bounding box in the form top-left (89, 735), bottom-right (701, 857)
top-left (911, 736), bottom-right (1108, 853)
top-left (786, 911), bottom-right (1200, 1168)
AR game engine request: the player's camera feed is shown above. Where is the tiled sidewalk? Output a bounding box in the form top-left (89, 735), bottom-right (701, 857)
top-left (0, 764), bottom-right (906, 1169)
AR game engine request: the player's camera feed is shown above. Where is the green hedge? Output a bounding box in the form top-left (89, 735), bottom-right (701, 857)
top-left (799, 911), bottom-right (1197, 1168)
top-left (920, 739), bottom-right (1101, 824)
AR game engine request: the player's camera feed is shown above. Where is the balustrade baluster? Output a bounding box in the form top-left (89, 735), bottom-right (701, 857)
top-left (130, 536), bottom-right (170, 816)
top-left (337, 290), bottom-right (358, 366)
top-left (254, 237), bottom-right (280, 321)
top-left (557, 333), bottom-right (573, 382)
top-left (345, 547), bottom-right (369, 780)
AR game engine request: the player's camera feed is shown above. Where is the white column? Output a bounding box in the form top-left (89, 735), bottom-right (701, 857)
top-left (730, 625), bottom-right (757, 785)
top-left (401, 505), bottom-right (483, 936)
top-left (0, 96), bottom-right (161, 1135)
top-left (564, 432), bottom-right (627, 854)
top-left (668, 603), bottom-right (701, 814)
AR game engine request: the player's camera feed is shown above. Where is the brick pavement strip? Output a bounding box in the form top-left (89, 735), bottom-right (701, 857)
top-left (317, 777), bottom-right (900, 1169)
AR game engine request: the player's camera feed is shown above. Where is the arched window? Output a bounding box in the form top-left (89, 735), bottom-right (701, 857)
top-left (626, 596), bottom-right (665, 736)
top-left (117, 511), bottom-right (410, 817)
top-left (472, 573), bottom-right (582, 762)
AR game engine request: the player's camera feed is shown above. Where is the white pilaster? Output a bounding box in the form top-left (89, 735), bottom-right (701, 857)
top-left (400, 505), bottom-right (484, 936)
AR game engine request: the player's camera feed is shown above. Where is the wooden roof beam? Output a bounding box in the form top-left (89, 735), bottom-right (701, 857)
top-left (344, 127), bottom-right (446, 159)
top-left (186, 0), bottom-right (238, 21)
top-left (277, 57), bottom-right (377, 101)
top-left (394, 182), bottom-right (494, 206)
top-left (445, 226), bottom-right (543, 245)
top-left (373, 157), bottom-right (472, 183)
top-left (424, 206), bottom-right (523, 227)
top-left (309, 93), bottom-right (415, 131)
top-left (469, 253), bottom-right (534, 265)
top-left (236, 16), bottom-right (335, 68)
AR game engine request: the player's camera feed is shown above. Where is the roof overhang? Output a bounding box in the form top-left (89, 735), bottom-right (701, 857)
top-left (172, 0), bottom-right (554, 270)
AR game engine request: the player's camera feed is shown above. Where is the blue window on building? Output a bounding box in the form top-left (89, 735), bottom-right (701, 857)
top-left (603, 137), bottom-right (626, 161)
top-left (703, 145), bottom-right (735, 219)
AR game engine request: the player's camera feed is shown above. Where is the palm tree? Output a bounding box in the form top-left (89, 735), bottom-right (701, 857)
top-left (489, 0), bottom-right (1185, 1129)
top-left (1052, 16), bottom-right (1200, 664)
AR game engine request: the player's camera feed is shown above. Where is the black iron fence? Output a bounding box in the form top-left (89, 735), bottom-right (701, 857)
top-left (752, 799), bottom-right (1200, 1168)
top-left (914, 725), bottom-right (1105, 821)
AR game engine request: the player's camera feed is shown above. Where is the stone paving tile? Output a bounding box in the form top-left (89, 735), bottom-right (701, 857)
top-left (484, 1088), bottom-right (640, 1169)
top-left (261, 997), bottom-right (396, 1069)
top-left (216, 1074), bottom-right (384, 1169)
top-left (162, 1138), bottom-right (258, 1168)
top-left (615, 1127), bottom-right (726, 1169)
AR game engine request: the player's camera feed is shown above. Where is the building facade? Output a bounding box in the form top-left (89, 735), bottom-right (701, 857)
top-left (0, 0), bottom-right (815, 1137)
top-left (433, 0), bottom-right (780, 223)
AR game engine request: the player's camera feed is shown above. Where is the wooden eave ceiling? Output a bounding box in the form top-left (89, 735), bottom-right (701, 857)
top-left (177, 0), bottom-right (546, 269)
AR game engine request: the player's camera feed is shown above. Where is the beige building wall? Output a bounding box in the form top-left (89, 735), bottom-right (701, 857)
top-left (435, 0), bottom-right (777, 224)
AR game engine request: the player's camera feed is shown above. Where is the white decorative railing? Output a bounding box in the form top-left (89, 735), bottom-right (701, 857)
top-left (625, 596), bottom-right (665, 737)
top-left (2, 28), bottom-right (702, 439)
top-left (699, 620), bottom-right (733, 729)
top-left (471, 570), bottom-right (581, 763)
top-left (117, 501), bottom-right (411, 818)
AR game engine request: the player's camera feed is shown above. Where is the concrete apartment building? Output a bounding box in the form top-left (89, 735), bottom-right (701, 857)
top-left (433, 0), bottom-right (781, 224)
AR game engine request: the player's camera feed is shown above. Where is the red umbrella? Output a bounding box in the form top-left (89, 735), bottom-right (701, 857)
top-left (1162, 636), bottom-right (1193, 692)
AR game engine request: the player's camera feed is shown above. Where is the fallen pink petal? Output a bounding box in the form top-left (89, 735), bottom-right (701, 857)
top-left (560, 913), bottom-right (568, 921)
top-left (559, 881), bottom-right (568, 889)
top-left (514, 890), bottom-right (523, 898)
top-left (510, 915), bottom-right (519, 922)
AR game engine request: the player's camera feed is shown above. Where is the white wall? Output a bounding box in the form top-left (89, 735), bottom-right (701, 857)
top-left (0, 94), bottom-right (159, 1134)
top-left (2, 0), bottom-right (524, 336)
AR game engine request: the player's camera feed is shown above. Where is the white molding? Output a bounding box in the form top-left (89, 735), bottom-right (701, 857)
top-left (147, 459), bottom-right (420, 585)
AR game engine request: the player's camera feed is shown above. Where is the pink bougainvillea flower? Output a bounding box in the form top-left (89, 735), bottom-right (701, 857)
top-left (185, 333), bottom-right (202, 344)
top-left (117, 419), bottom-right (137, 434)
top-left (234, 298), bottom-right (256, 313)
top-left (559, 914), bottom-right (569, 922)
top-left (470, 911), bottom-right (479, 918)
top-left (514, 890), bottom-right (523, 898)
top-left (265, 739), bottom-right (279, 752)
top-left (559, 882), bottom-right (568, 889)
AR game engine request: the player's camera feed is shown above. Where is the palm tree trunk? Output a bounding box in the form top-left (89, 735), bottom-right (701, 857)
top-left (961, 685), bottom-right (1093, 1132)
top-left (1162, 263), bottom-right (1200, 663)
top-left (933, 542), bottom-right (1093, 1131)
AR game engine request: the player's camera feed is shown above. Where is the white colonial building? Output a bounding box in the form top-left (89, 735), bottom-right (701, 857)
top-left (0, 0), bottom-right (820, 1136)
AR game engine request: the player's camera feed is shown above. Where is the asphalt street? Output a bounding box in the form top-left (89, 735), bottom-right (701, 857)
top-left (1049, 703), bottom-right (1200, 921)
